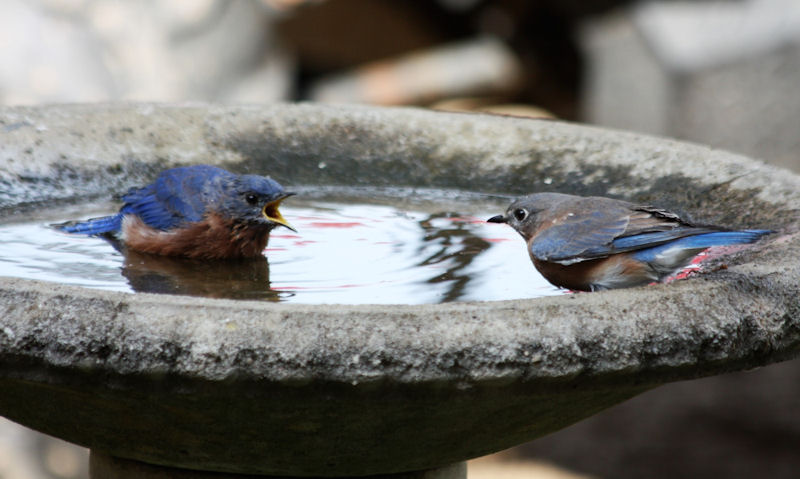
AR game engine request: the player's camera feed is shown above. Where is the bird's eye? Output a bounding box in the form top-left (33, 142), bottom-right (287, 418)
top-left (513, 208), bottom-right (528, 221)
top-left (245, 194), bottom-right (258, 206)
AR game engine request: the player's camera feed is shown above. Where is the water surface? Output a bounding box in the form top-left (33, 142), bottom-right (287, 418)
top-left (0, 191), bottom-right (563, 304)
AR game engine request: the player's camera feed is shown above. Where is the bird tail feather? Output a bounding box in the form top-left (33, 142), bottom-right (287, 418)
top-left (54, 214), bottom-right (122, 235)
top-left (673, 229), bottom-right (772, 249)
top-left (632, 229), bottom-right (772, 276)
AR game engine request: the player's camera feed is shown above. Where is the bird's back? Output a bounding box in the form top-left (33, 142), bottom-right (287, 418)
top-left (56, 165), bottom-right (230, 236)
top-left (120, 166), bottom-right (230, 231)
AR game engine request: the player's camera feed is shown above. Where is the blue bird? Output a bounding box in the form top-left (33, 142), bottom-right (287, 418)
top-left (487, 192), bottom-right (771, 291)
top-left (57, 165), bottom-right (295, 259)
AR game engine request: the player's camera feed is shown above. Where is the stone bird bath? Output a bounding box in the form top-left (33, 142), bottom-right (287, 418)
top-left (0, 104), bottom-right (798, 478)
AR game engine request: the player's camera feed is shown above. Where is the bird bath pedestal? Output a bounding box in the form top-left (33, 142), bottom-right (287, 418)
top-left (0, 104), bottom-right (799, 478)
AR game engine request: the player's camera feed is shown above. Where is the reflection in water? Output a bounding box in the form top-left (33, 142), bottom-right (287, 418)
top-left (416, 213), bottom-right (491, 303)
top-left (121, 249), bottom-right (282, 301)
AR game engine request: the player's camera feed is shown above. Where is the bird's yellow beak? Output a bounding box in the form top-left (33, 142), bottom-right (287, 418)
top-left (262, 194), bottom-right (296, 232)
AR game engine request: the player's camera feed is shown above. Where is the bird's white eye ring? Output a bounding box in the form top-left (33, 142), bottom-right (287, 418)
top-left (513, 208), bottom-right (528, 221)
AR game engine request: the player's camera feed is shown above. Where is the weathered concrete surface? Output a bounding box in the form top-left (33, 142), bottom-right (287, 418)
top-left (0, 104), bottom-right (798, 476)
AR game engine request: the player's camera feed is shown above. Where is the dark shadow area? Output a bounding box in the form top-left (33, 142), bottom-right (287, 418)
top-left (516, 357), bottom-right (800, 479)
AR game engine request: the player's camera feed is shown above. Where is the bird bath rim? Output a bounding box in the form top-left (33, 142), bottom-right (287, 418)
top-left (0, 103), bottom-right (799, 477)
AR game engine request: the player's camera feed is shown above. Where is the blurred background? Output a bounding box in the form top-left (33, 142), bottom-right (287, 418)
top-left (1, 0), bottom-right (799, 478)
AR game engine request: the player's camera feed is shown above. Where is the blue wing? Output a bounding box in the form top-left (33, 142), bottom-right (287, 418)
top-left (120, 165), bottom-right (231, 231)
top-left (529, 209), bottom-right (631, 263)
top-left (533, 219), bottom-right (770, 264)
top-left (630, 230), bottom-right (772, 263)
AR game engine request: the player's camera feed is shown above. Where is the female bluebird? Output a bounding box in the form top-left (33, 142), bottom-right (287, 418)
top-left (488, 192), bottom-right (771, 291)
top-left (57, 165), bottom-right (295, 259)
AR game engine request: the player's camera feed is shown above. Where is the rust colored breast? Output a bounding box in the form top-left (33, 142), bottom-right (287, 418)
top-left (533, 253), bottom-right (656, 291)
top-left (121, 214), bottom-right (271, 259)
top-left (533, 257), bottom-right (603, 291)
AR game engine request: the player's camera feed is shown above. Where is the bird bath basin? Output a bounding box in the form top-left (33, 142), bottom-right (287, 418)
top-left (0, 104), bottom-right (799, 478)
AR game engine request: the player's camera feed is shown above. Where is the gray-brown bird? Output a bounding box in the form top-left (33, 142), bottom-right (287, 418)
top-left (488, 192), bottom-right (771, 291)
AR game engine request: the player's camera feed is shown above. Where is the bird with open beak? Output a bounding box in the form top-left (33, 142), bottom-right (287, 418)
top-left (57, 165), bottom-right (295, 259)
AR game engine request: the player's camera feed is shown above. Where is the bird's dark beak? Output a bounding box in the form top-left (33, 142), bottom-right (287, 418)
top-left (487, 214), bottom-right (507, 224)
top-left (263, 192), bottom-right (297, 232)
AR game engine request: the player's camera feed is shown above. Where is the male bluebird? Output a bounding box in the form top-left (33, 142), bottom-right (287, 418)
top-left (488, 192), bottom-right (771, 291)
top-left (57, 165), bottom-right (295, 259)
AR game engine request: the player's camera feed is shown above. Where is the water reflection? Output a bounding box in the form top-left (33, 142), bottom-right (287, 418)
top-left (416, 213), bottom-right (491, 303)
top-left (121, 211), bottom-right (495, 303)
top-left (121, 248), bottom-right (282, 300)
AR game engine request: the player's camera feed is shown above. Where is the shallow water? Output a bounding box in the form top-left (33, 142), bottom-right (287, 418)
top-left (0, 192), bottom-right (563, 304)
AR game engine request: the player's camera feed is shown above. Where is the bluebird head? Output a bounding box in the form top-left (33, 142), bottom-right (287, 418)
top-left (221, 174), bottom-right (296, 232)
top-left (487, 193), bottom-right (574, 240)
